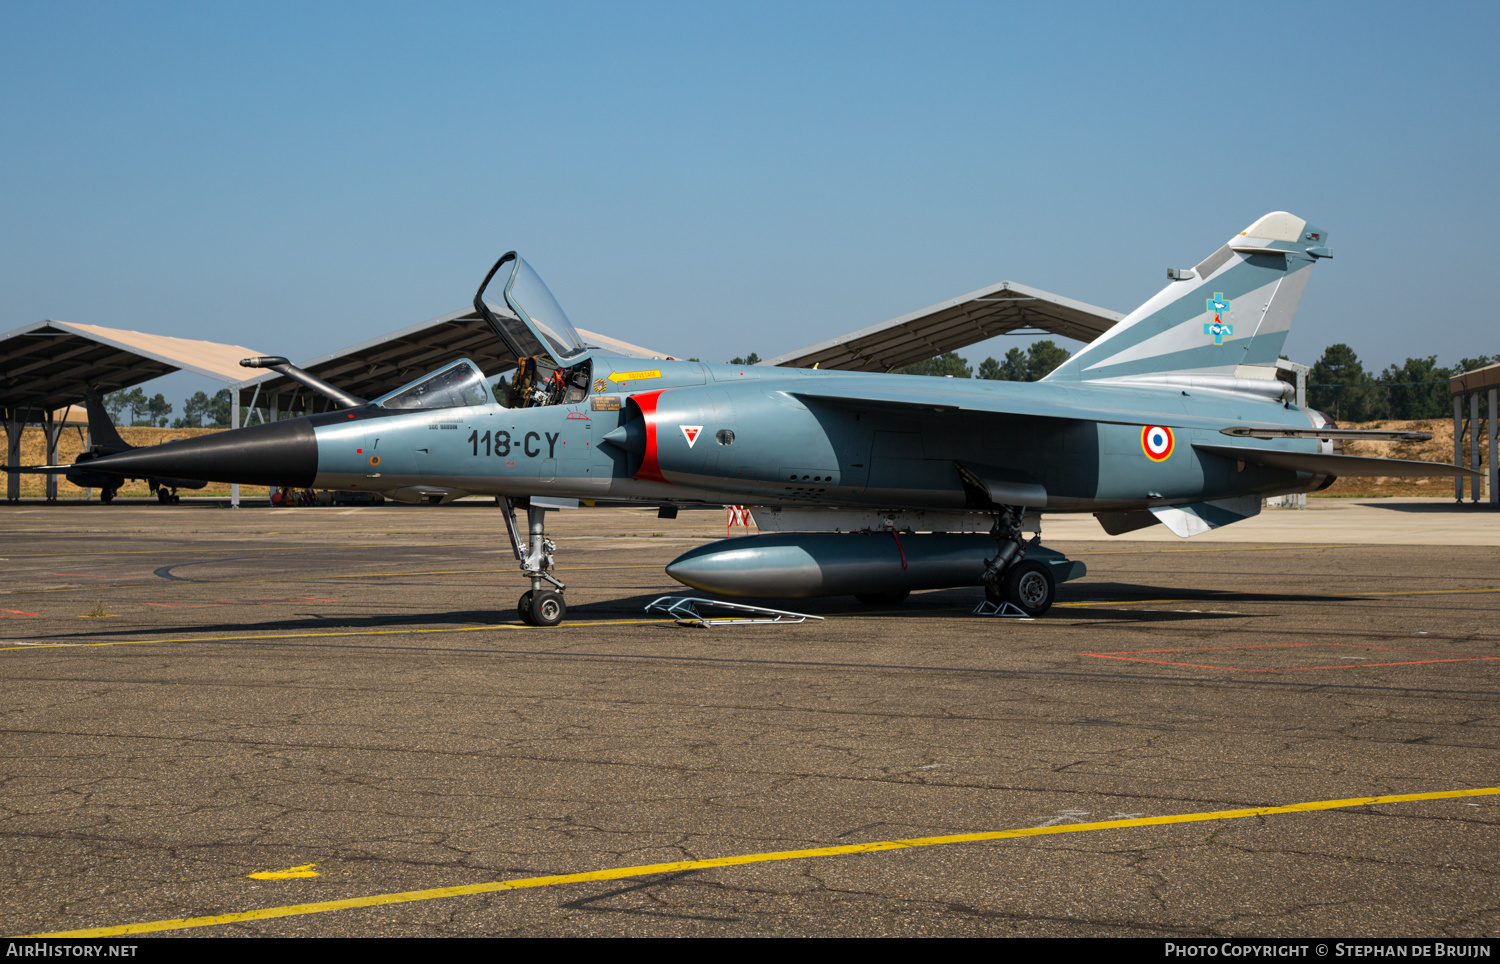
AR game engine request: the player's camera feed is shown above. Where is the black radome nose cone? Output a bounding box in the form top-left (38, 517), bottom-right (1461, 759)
top-left (84, 418), bottom-right (318, 487)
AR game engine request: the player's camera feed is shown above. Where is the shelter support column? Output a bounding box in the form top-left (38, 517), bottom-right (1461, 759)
top-left (1472, 392), bottom-right (1482, 502)
top-left (1490, 388), bottom-right (1498, 506)
top-left (1455, 395), bottom-right (1464, 501)
top-left (43, 409), bottom-right (60, 502)
top-left (5, 408), bottom-right (22, 503)
top-left (231, 393), bottom-right (241, 508)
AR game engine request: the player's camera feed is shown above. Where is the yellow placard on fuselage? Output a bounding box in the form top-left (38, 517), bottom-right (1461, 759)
top-left (608, 370), bottom-right (661, 385)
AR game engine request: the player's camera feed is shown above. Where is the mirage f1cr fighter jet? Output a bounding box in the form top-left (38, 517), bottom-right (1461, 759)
top-left (77, 212), bottom-right (1477, 625)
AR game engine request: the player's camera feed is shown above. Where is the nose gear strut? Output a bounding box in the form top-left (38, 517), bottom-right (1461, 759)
top-left (502, 496), bottom-right (568, 626)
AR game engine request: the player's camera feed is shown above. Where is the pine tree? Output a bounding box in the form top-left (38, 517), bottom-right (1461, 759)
top-left (1308, 344), bottom-right (1368, 421)
top-left (900, 352), bottom-right (972, 378)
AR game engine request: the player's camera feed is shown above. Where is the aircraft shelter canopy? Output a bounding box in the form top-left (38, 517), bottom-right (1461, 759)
top-left (1451, 362), bottom-right (1500, 397)
top-left (761, 281), bottom-right (1124, 373)
top-left (1450, 361), bottom-right (1499, 507)
top-left (236, 306), bottom-right (669, 415)
top-left (0, 320), bottom-right (262, 415)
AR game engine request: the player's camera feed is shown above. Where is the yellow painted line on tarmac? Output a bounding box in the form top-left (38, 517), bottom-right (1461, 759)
top-left (6, 589), bottom-right (1495, 647)
top-left (4, 564), bottom-right (671, 593)
top-left (1053, 599), bottom-right (1182, 608)
top-left (3, 585), bottom-right (138, 595)
top-left (1350, 587), bottom-right (1500, 597)
top-left (330, 565), bottom-right (666, 578)
top-left (29, 786), bottom-right (1499, 938)
top-left (1054, 587), bottom-right (1500, 608)
top-left (248, 864), bottom-right (319, 880)
top-left (1069, 543), bottom-right (1349, 556)
top-left (0, 542), bottom-right (460, 560)
top-left (0, 618), bottom-right (679, 652)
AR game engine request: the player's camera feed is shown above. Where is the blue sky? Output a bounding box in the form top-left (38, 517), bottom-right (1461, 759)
top-left (3, 2), bottom-right (1496, 404)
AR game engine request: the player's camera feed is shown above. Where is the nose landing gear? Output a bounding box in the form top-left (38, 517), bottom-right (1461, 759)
top-left (502, 497), bottom-right (568, 626)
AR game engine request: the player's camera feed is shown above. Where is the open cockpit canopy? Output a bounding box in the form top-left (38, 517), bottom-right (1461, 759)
top-left (473, 253), bottom-right (588, 366)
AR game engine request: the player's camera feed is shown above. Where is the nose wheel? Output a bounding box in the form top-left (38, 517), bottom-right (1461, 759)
top-left (515, 588), bottom-right (565, 625)
top-left (520, 590), bottom-right (566, 626)
top-left (504, 498), bottom-right (569, 626)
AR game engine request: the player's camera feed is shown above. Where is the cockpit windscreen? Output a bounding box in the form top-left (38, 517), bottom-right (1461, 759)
top-left (380, 361), bottom-right (491, 411)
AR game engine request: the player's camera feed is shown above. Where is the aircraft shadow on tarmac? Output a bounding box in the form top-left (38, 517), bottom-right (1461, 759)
top-left (32, 575), bottom-right (1362, 644)
top-left (34, 582), bottom-right (1335, 643)
top-left (557, 871), bottom-right (740, 924)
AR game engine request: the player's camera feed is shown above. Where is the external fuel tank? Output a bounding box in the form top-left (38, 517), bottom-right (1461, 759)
top-left (665, 531), bottom-right (1085, 599)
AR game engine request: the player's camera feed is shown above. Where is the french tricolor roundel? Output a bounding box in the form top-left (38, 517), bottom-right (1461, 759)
top-left (680, 425), bottom-right (703, 448)
top-left (1141, 425), bottom-right (1174, 462)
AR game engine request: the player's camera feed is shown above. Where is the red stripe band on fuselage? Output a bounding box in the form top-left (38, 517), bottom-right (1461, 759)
top-left (631, 389), bottom-right (670, 484)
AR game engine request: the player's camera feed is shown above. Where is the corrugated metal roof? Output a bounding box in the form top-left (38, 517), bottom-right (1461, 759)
top-left (0, 320), bottom-right (262, 413)
top-left (1451, 362), bottom-right (1500, 396)
top-left (235, 306), bottom-right (669, 411)
top-left (761, 281), bottom-right (1123, 373)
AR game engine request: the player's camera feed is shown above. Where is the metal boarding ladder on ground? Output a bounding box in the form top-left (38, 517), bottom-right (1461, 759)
top-left (645, 596), bottom-right (824, 627)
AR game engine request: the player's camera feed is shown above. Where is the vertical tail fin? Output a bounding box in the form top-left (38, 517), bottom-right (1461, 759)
top-left (82, 387), bottom-right (131, 454)
top-left (1045, 212), bottom-right (1330, 384)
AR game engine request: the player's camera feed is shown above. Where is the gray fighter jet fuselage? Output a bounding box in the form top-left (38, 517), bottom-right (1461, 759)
top-left (298, 360), bottom-right (1323, 511)
top-left (78, 213), bottom-right (1476, 624)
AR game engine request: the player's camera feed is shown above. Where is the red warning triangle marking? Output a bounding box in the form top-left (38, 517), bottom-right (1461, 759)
top-left (680, 425), bottom-right (703, 447)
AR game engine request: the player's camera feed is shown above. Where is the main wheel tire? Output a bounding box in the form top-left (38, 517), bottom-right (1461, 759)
top-left (1003, 560), bottom-right (1055, 617)
top-left (530, 590), bottom-right (566, 627)
top-left (853, 590), bottom-right (909, 606)
top-left (517, 590), bottom-right (534, 624)
top-left (157, 489), bottom-right (171, 504)
top-left (100, 487), bottom-right (115, 504)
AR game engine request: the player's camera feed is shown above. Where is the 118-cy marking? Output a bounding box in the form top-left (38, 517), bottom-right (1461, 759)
top-left (468, 429), bottom-right (560, 459)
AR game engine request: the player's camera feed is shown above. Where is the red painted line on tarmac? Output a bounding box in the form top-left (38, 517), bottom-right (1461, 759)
top-left (1092, 641), bottom-right (1479, 657)
top-left (1088, 654), bottom-right (1500, 673)
top-left (1, 609), bottom-right (38, 617)
top-left (1085, 641), bottom-right (1500, 673)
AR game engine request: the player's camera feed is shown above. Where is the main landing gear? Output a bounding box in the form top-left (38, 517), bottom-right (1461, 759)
top-left (981, 506), bottom-right (1055, 617)
top-left (502, 497), bottom-right (568, 626)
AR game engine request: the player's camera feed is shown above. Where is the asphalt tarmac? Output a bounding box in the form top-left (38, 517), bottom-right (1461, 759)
top-left (2, 500), bottom-right (1497, 937)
